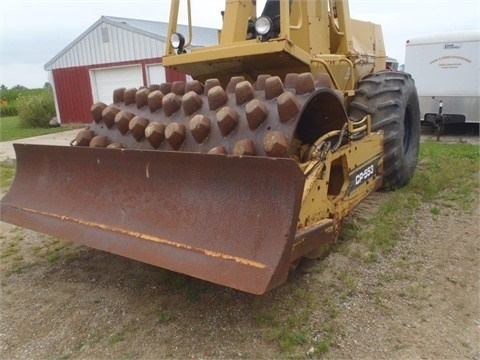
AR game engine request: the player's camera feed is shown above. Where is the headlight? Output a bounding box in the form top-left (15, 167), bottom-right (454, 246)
top-left (254, 16), bottom-right (272, 35)
top-left (170, 32), bottom-right (185, 49)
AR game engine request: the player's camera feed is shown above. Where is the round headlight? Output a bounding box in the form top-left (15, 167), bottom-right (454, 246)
top-left (170, 32), bottom-right (185, 49)
top-left (254, 16), bottom-right (272, 35)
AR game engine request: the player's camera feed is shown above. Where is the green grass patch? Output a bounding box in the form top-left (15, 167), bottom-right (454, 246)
top-left (409, 141), bottom-right (479, 210)
top-left (0, 160), bottom-right (16, 191)
top-left (275, 328), bottom-right (308, 352)
top-left (8, 262), bottom-right (36, 275)
top-left (250, 285), bottom-right (323, 356)
top-left (366, 190), bottom-right (418, 257)
top-left (339, 141), bottom-right (479, 262)
top-left (313, 324), bottom-right (335, 355)
top-left (0, 116), bottom-right (73, 142)
top-left (0, 241), bottom-right (20, 259)
top-left (64, 251), bottom-right (80, 261)
top-left (46, 251), bottom-right (61, 264)
top-left (109, 333), bottom-right (125, 345)
top-left (40, 238), bottom-right (74, 264)
top-left (156, 309), bottom-right (175, 324)
top-left (337, 269), bottom-right (357, 294)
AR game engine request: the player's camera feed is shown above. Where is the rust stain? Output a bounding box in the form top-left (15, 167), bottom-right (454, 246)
top-left (13, 205), bottom-right (268, 269)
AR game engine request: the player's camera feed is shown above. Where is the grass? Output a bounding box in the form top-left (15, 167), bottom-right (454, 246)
top-left (109, 333), bottom-right (125, 345)
top-left (258, 288), bottom-right (318, 356)
top-left (156, 309), bottom-right (175, 324)
top-left (339, 141), bottom-right (479, 263)
top-left (0, 116), bottom-right (74, 142)
top-left (0, 160), bottom-right (15, 191)
top-left (0, 240), bottom-right (21, 259)
top-left (410, 141), bottom-right (479, 210)
top-left (0, 217), bottom-right (78, 276)
top-left (337, 269), bottom-right (357, 293)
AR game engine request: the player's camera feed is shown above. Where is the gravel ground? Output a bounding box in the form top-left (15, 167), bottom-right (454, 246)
top-left (0, 125), bottom-right (478, 359)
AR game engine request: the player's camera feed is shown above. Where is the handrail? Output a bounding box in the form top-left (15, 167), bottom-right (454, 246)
top-left (184, 0), bottom-right (192, 48)
top-left (165, 0), bottom-right (192, 54)
top-left (338, 57), bottom-right (354, 90)
top-left (328, 13), bottom-right (344, 36)
top-left (280, 0), bottom-right (291, 39)
top-left (311, 57), bottom-right (354, 91)
top-left (289, 0), bottom-right (303, 30)
top-left (310, 58), bottom-right (340, 90)
top-left (165, 0), bottom-right (180, 55)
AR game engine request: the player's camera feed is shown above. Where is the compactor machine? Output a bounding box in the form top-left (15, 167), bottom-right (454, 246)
top-left (0, 0), bottom-right (420, 294)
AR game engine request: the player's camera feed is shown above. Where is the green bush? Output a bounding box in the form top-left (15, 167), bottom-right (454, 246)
top-left (1, 87), bottom-right (25, 104)
top-left (0, 102), bottom-right (17, 116)
top-left (1, 86), bottom-right (51, 119)
top-left (17, 90), bottom-right (56, 128)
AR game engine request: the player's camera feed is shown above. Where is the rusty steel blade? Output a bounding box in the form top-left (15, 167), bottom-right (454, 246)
top-left (0, 144), bottom-right (305, 294)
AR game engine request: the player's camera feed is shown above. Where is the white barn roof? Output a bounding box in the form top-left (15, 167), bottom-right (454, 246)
top-left (45, 16), bottom-right (219, 70)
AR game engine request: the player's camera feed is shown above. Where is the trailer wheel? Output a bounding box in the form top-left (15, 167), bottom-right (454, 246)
top-left (349, 71), bottom-right (421, 189)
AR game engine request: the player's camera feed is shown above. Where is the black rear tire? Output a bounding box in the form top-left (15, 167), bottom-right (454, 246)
top-left (348, 71), bottom-right (421, 189)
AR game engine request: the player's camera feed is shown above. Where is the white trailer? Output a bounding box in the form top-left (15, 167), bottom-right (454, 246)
top-left (405, 30), bottom-right (479, 125)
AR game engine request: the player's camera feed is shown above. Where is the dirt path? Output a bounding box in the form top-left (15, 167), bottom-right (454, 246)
top-left (321, 199), bottom-right (480, 359)
top-left (1, 189), bottom-right (478, 359)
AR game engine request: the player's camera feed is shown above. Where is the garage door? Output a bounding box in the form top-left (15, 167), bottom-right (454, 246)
top-left (90, 65), bottom-right (143, 104)
top-left (147, 64), bottom-right (166, 85)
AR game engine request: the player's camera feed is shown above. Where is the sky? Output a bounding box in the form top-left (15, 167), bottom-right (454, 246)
top-left (1, 0), bottom-right (479, 89)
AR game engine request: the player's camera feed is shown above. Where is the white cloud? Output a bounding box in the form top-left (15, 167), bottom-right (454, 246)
top-left (0, 0), bottom-right (478, 88)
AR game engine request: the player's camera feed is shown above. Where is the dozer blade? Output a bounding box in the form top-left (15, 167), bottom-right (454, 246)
top-left (0, 144), bottom-right (305, 294)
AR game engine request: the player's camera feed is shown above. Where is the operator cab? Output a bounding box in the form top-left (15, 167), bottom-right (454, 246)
top-left (247, 0), bottom-right (292, 41)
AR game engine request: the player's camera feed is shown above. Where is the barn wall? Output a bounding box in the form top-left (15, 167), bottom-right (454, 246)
top-left (53, 58), bottom-right (187, 123)
top-left (166, 69), bottom-right (188, 82)
top-left (53, 67), bottom-right (93, 123)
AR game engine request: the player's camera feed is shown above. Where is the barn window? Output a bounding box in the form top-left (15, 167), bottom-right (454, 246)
top-left (101, 27), bottom-right (109, 43)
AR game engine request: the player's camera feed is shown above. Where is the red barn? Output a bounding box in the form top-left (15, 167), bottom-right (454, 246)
top-left (44, 16), bottom-right (218, 124)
